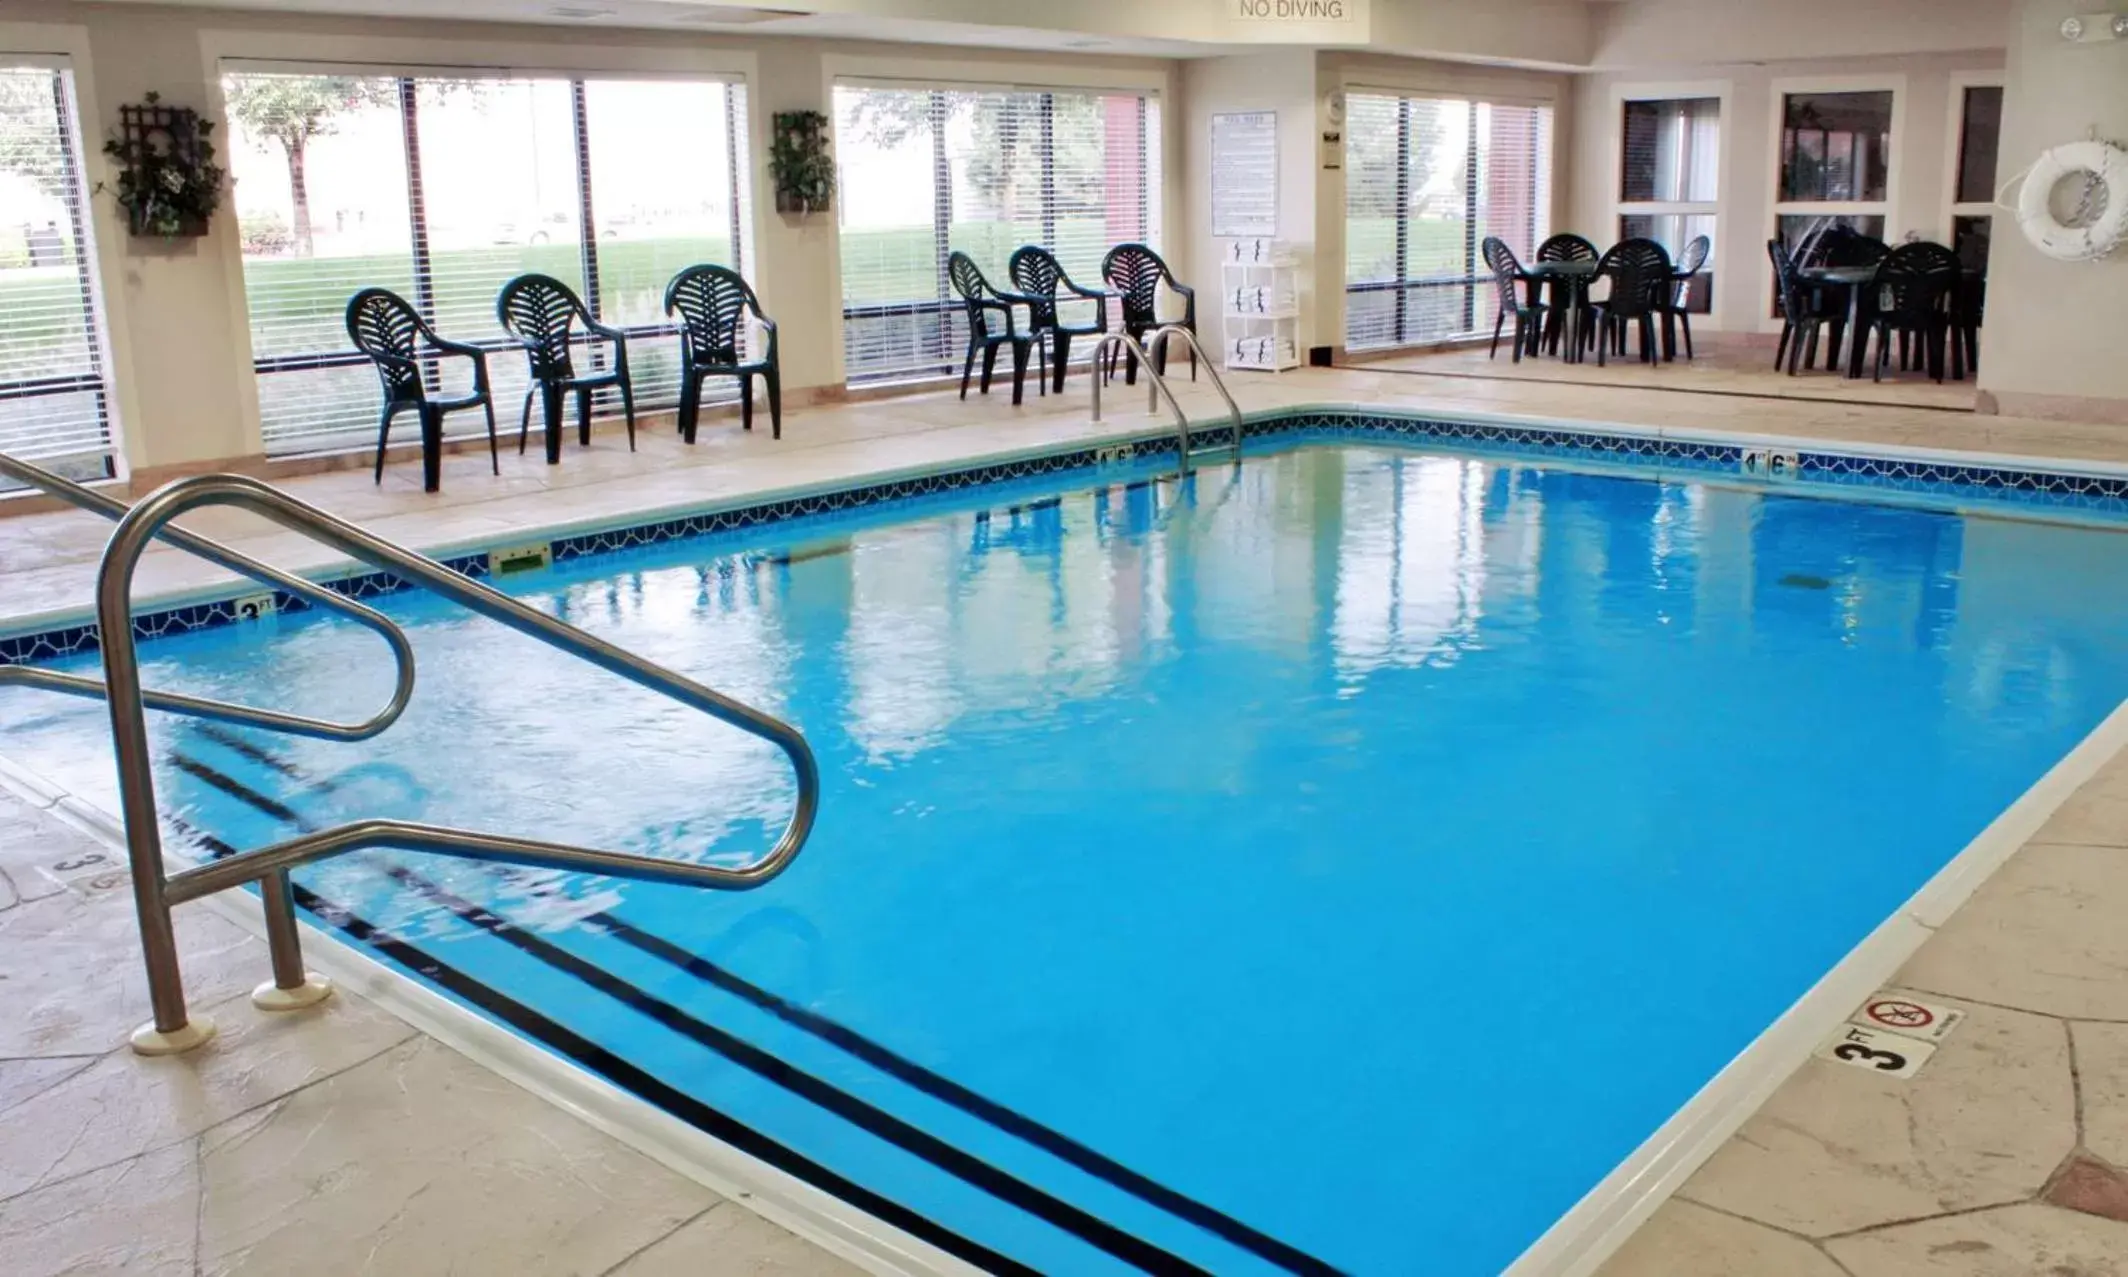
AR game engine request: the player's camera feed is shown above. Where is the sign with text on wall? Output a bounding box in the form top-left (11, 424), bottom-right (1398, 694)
top-left (1211, 111), bottom-right (1279, 237)
top-left (1234, 0), bottom-right (1355, 20)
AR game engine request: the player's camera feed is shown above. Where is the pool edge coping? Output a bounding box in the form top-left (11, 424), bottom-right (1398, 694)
top-left (3, 397), bottom-right (2125, 649)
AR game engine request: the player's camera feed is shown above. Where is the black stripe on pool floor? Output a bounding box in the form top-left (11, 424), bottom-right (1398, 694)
top-left (170, 816), bottom-right (1038, 1276)
top-left (182, 726), bottom-right (1341, 1274)
top-left (170, 753), bottom-right (1215, 1275)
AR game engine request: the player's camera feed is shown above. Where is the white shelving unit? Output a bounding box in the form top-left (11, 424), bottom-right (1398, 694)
top-left (1219, 239), bottom-right (1300, 372)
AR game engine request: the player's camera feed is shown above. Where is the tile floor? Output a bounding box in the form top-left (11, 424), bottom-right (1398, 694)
top-left (2, 367), bottom-right (2126, 1275)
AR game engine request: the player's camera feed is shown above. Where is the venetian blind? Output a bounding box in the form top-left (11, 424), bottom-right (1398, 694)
top-left (0, 65), bottom-right (115, 486)
top-left (225, 68), bottom-right (752, 456)
top-left (834, 83), bottom-right (1161, 385)
top-left (1344, 91), bottom-right (1553, 352)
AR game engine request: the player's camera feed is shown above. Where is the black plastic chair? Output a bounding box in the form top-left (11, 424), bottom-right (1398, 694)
top-left (496, 273), bottom-right (636, 465)
top-left (1008, 246), bottom-right (1108, 395)
top-left (1863, 242), bottom-right (1961, 384)
top-left (1100, 243), bottom-right (1196, 383)
top-left (948, 252), bottom-right (1037, 405)
top-left (1768, 238), bottom-right (1837, 375)
top-left (1589, 238), bottom-right (1673, 367)
top-left (664, 264), bottom-right (780, 443)
top-left (1534, 234), bottom-right (1599, 354)
top-left (345, 287), bottom-right (497, 494)
top-left (1480, 237), bottom-right (1545, 362)
top-left (1661, 234), bottom-right (1711, 361)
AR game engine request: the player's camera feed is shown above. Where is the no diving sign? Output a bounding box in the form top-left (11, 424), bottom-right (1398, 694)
top-left (1815, 989), bottom-right (1966, 1080)
top-left (1857, 992), bottom-right (1964, 1044)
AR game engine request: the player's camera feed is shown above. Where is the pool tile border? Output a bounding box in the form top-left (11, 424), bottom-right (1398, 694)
top-left (4, 408), bottom-right (2124, 668)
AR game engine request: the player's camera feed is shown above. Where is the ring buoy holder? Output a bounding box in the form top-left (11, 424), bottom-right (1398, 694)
top-left (2003, 137), bottom-right (2128, 262)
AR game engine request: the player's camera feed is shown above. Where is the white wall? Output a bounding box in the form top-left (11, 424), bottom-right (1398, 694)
top-left (1592, 0), bottom-right (2013, 68)
top-left (1977, 0), bottom-right (2128, 420)
top-left (1566, 51), bottom-right (2002, 335)
top-left (1180, 50), bottom-right (1323, 352)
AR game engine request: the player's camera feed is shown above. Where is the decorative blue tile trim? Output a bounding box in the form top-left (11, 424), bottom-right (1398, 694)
top-left (3, 409), bottom-right (2122, 668)
top-left (0, 551), bottom-right (493, 667)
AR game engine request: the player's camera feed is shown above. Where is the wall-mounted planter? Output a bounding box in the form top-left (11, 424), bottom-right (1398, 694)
top-left (102, 93), bottom-right (223, 240)
top-left (770, 110), bottom-right (834, 216)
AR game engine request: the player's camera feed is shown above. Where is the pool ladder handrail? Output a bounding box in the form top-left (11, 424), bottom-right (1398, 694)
top-left (1145, 324), bottom-right (1245, 466)
top-left (0, 453), bottom-right (820, 1056)
top-left (1088, 327), bottom-right (1244, 477)
top-left (0, 451), bottom-right (418, 741)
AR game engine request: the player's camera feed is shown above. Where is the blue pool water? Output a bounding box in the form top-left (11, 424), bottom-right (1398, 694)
top-left (7, 442), bottom-right (2128, 1274)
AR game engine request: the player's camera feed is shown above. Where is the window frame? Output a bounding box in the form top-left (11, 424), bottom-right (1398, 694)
top-left (219, 57), bottom-right (755, 456)
top-left (1610, 80), bottom-right (1728, 315)
top-left (1340, 83), bottom-right (1555, 353)
top-left (0, 51), bottom-right (120, 483)
top-left (1762, 74), bottom-right (1906, 333)
top-left (1942, 69), bottom-right (2005, 241)
top-left (829, 77), bottom-right (1163, 387)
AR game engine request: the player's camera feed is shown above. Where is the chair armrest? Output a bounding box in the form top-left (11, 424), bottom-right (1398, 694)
top-left (424, 332), bottom-right (486, 359)
top-left (584, 317), bottom-right (630, 345)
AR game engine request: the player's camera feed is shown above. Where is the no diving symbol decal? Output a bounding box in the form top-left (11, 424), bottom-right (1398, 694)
top-left (1866, 999), bottom-right (1933, 1031)
top-left (1859, 991), bottom-right (1964, 1044)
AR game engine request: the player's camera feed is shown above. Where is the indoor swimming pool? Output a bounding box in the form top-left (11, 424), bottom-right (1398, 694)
top-left (5, 441), bottom-right (2128, 1274)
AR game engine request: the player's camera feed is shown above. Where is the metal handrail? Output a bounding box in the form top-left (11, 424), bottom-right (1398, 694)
top-left (0, 451), bottom-right (415, 741)
top-left (1144, 324), bottom-right (1244, 465)
top-left (1090, 331), bottom-right (1200, 475)
top-left (1, 462), bottom-right (820, 1054)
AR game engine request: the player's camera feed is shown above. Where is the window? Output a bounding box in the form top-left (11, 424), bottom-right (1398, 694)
top-left (1951, 84), bottom-right (2001, 274)
top-left (0, 64), bottom-right (114, 489)
top-left (1779, 91), bottom-right (1891, 204)
top-left (225, 69), bottom-right (750, 455)
top-left (1343, 91), bottom-right (1553, 352)
top-left (1618, 96), bottom-right (1717, 313)
top-left (833, 84), bottom-right (1161, 385)
top-left (1773, 88), bottom-right (1893, 315)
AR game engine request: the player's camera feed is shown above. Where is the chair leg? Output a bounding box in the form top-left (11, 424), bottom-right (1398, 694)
top-left (419, 405), bottom-right (443, 494)
top-left (1051, 331), bottom-right (1072, 394)
top-left (575, 387), bottom-right (592, 447)
top-left (373, 404), bottom-right (395, 485)
top-left (960, 340), bottom-right (979, 400)
top-left (677, 375), bottom-right (699, 445)
top-left (766, 365), bottom-right (782, 441)
top-left (541, 384), bottom-right (565, 465)
top-left (1491, 312), bottom-right (1506, 359)
top-left (518, 389), bottom-right (535, 455)
top-left (620, 378), bottom-right (636, 452)
top-left (739, 375), bottom-right (753, 432)
top-left (1802, 326), bottom-right (1821, 373)
top-left (1774, 322), bottom-right (1792, 370)
top-left (1187, 326), bottom-right (1198, 381)
top-left (483, 397), bottom-right (499, 476)
top-left (1679, 312), bottom-right (1694, 361)
top-left (1595, 310), bottom-right (1609, 367)
top-left (1008, 339), bottom-right (1030, 406)
top-left (1874, 326), bottom-right (1888, 383)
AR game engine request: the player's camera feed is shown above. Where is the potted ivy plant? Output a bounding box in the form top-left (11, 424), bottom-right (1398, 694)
top-left (101, 92), bottom-right (224, 239)
top-left (770, 110), bottom-right (834, 216)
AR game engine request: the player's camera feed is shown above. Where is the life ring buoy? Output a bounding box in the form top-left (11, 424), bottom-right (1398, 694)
top-left (2017, 140), bottom-right (2128, 262)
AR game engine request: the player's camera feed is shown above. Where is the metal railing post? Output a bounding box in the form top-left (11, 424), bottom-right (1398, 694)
top-left (1144, 325), bottom-right (1244, 466)
top-left (1090, 332), bottom-right (1195, 475)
